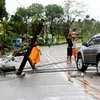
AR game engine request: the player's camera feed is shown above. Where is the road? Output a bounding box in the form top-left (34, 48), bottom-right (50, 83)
top-left (0, 44), bottom-right (100, 100)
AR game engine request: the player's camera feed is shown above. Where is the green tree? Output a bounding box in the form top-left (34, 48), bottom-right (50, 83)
top-left (27, 3), bottom-right (44, 19)
top-left (45, 4), bottom-right (64, 42)
top-left (2, 18), bottom-right (10, 36)
top-left (12, 4), bottom-right (44, 36)
top-left (27, 3), bottom-right (44, 35)
top-left (10, 13), bottom-right (26, 37)
top-left (0, 0), bottom-right (8, 21)
top-left (15, 7), bottom-right (28, 22)
top-left (81, 15), bottom-right (97, 41)
top-left (63, 0), bottom-right (86, 36)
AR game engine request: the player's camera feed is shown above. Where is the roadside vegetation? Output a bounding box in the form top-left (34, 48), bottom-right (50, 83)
top-left (0, 0), bottom-right (100, 54)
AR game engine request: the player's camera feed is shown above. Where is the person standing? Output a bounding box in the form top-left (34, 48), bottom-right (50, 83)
top-left (67, 29), bottom-right (73, 64)
top-left (72, 35), bottom-right (78, 63)
top-left (48, 39), bottom-right (51, 47)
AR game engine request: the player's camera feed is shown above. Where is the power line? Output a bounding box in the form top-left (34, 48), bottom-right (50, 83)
top-left (15, 0), bottom-right (25, 8)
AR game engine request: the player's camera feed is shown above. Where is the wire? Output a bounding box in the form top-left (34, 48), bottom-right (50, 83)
top-left (15, 0), bottom-right (25, 8)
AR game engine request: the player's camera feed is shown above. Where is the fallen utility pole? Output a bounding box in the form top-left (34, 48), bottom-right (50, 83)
top-left (0, 66), bottom-right (16, 73)
top-left (16, 19), bottom-right (44, 75)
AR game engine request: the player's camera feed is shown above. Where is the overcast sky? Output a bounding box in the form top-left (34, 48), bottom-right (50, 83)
top-left (5, 0), bottom-right (100, 21)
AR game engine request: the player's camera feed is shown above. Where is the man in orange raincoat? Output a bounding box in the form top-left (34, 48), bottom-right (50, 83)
top-left (29, 42), bottom-right (41, 70)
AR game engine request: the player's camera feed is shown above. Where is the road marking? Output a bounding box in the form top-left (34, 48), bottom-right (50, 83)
top-left (45, 49), bottom-right (100, 99)
top-left (44, 50), bottom-right (68, 81)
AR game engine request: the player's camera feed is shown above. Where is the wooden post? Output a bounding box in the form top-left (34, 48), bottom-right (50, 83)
top-left (16, 20), bottom-right (44, 75)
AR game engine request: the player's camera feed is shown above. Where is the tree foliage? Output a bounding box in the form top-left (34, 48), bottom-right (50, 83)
top-left (27, 3), bottom-right (44, 19)
top-left (10, 12), bottom-right (26, 36)
top-left (1, 1), bottom-right (100, 46)
top-left (63, 0), bottom-right (86, 28)
top-left (45, 4), bottom-right (64, 21)
top-left (0, 0), bottom-right (8, 21)
top-left (45, 4), bottom-right (64, 41)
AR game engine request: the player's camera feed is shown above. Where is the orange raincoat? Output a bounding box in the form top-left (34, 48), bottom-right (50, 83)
top-left (29, 45), bottom-right (40, 64)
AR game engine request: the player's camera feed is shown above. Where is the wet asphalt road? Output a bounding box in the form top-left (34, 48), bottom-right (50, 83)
top-left (0, 44), bottom-right (99, 100)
